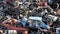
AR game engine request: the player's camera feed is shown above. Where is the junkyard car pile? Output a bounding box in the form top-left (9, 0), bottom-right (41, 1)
top-left (0, 0), bottom-right (60, 34)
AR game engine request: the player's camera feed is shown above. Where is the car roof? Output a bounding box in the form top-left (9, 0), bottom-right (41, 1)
top-left (28, 16), bottom-right (42, 21)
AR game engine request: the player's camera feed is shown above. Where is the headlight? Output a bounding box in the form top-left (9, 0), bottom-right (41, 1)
top-left (0, 16), bottom-right (2, 19)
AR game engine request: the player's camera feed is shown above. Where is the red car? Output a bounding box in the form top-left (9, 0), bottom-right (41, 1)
top-left (1, 20), bottom-right (28, 34)
top-left (0, 18), bottom-right (28, 34)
